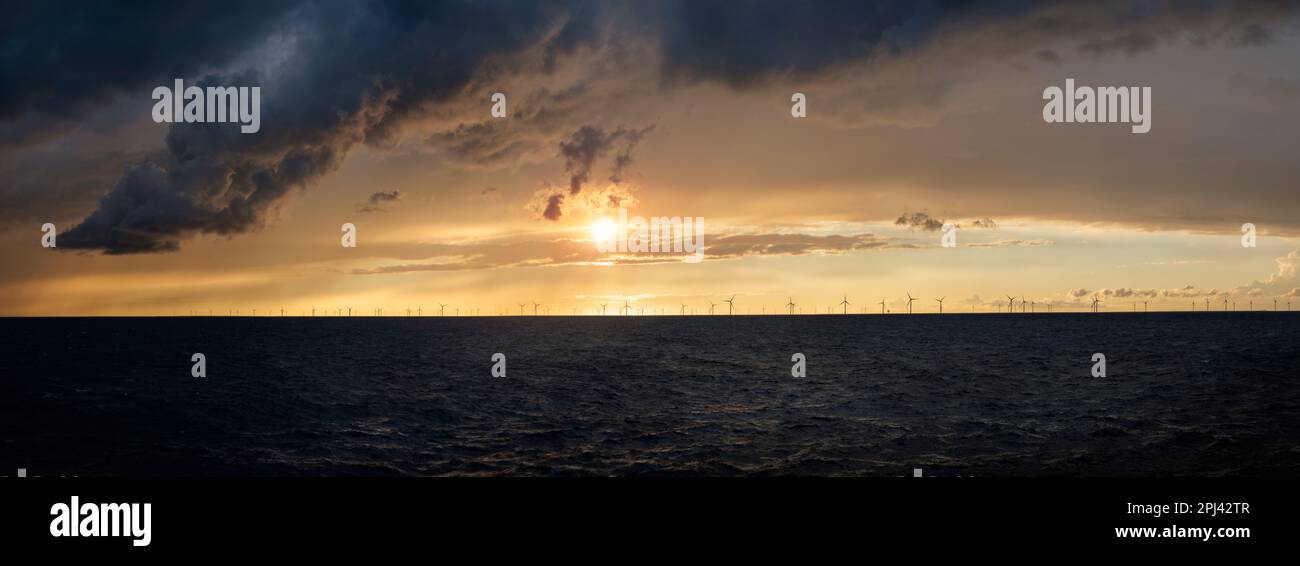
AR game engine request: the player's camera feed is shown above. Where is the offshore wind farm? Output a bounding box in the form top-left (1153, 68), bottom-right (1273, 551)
top-left (115, 291), bottom-right (1299, 318)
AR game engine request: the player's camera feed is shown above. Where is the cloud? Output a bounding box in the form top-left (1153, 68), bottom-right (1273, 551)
top-left (1034, 49), bottom-right (1062, 65)
top-left (1158, 285), bottom-right (1221, 298)
top-left (895, 211), bottom-right (945, 232)
top-left (0, 1), bottom-right (302, 144)
top-left (1077, 31), bottom-right (1158, 58)
top-left (46, 1), bottom-right (603, 253)
top-left (895, 211), bottom-right (1001, 232)
top-left (1100, 287), bottom-right (1159, 299)
top-left (1057, 257), bottom-right (1300, 305)
top-left (962, 239), bottom-right (1052, 248)
top-left (560, 125), bottom-right (652, 194)
top-left (1231, 249), bottom-right (1300, 297)
top-left (537, 124), bottom-right (652, 221)
top-left (528, 181), bottom-right (638, 222)
top-left (357, 190), bottom-right (401, 213)
top-left (6, 0), bottom-right (1299, 252)
top-left (705, 232), bottom-right (892, 258)
top-left (1226, 23), bottom-right (1273, 48)
top-left (542, 193), bottom-right (566, 221)
top-left (351, 229), bottom-right (898, 274)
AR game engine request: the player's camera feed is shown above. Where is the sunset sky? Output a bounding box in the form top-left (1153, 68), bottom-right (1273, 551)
top-left (3, 1), bottom-right (1299, 316)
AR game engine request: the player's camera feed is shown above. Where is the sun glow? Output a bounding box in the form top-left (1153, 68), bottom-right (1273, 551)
top-left (590, 217), bottom-right (617, 243)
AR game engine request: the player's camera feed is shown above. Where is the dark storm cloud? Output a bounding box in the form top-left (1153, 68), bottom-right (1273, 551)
top-left (1226, 22), bottom-right (1272, 47)
top-left (1035, 49), bottom-right (1063, 65)
top-left (0, 0), bottom-right (299, 139)
top-left (40, 0), bottom-right (601, 253)
top-left (5, 0), bottom-right (1298, 252)
top-left (1077, 31), bottom-right (1158, 57)
top-left (654, 0), bottom-right (1028, 88)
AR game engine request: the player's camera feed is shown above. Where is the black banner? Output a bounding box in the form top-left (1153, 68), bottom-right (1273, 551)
top-left (1, 477), bottom-right (1290, 556)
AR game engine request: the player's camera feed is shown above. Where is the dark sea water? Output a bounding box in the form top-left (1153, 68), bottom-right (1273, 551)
top-left (0, 314), bottom-right (1297, 476)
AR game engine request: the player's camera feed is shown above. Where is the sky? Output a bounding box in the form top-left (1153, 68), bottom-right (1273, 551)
top-left (2, 0), bottom-right (1299, 316)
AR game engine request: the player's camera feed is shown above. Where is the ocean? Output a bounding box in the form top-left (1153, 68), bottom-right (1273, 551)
top-left (1, 313), bottom-right (1296, 476)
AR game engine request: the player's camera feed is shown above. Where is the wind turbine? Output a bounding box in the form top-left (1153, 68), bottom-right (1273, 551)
top-left (786, 297), bottom-right (796, 315)
top-left (1006, 295), bottom-right (1016, 313)
top-left (533, 302), bottom-right (541, 316)
top-left (622, 300), bottom-right (630, 316)
top-left (905, 293), bottom-right (916, 314)
top-left (840, 294), bottom-right (850, 314)
top-left (417, 305), bottom-right (422, 316)
top-left (1223, 296), bottom-right (1229, 312)
top-left (725, 295), bottom-right (736, 315)
top-left (599, 303), bottom-right (608, 315)
top-left (439, 304), bottom-right (447, 316)
top-left (709, 302), bottom-right (717, 315)
top-left (879, 297), bottom-right (886, 314)
top-left (680, 303), bottom-right (688, 316)
top-left (935, 297), bottom-right (945, 314)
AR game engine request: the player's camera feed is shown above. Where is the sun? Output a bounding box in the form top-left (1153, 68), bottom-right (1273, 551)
top-left (590, 217), bottom-right (617, 243)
